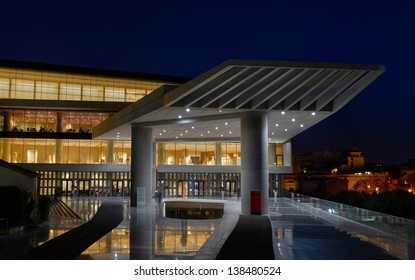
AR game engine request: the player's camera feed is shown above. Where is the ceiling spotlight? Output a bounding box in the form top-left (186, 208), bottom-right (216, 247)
top-left (291, 118), bottom-right (295, 122)
top-left (281, 111), bottom-right (285, 115)
top-left (225, 122), bottom-right (228, 125)
top-left (300, 124), bottom-right (304, 127)
top-left (284, 129), bottom-right (288, 131)
top-left (275, 124), bottom-right (279, 127)
top-left (312, 112), bottom-right (316, 116)
top-left (178, 115), bottom-right (182, 119)
top-left (186, 108), bottom-right (190, 112)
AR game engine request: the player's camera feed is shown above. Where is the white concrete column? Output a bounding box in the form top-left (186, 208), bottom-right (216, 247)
top-left (131, 124), bottom-right (154, 207)
top-left (283, 141), bottom-right (292, 166)
top-left (268, 143), bottom-right (276, 165)
top-left (241, 112), bottom-right (269, 215)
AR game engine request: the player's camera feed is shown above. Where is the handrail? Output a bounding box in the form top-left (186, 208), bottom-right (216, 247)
top-left (279, 191), bottom-right (415, 242)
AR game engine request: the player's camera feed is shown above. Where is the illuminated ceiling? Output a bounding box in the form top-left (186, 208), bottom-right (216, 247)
top-left (93, 59), bottom-right (384, 143)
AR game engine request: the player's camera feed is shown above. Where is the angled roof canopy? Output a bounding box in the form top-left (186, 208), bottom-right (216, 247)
top-left (93, 59), bottom-right (384, 143)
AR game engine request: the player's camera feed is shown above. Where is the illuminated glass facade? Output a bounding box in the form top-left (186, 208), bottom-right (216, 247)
top-left (0, 60), bottom-right (285, 198)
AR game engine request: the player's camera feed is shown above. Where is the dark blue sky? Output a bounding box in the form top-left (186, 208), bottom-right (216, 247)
top-left (1, 0), bottom-right (414, 164)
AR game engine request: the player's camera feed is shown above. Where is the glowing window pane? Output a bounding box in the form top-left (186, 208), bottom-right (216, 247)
top-left (35, 81), bottom-right (58, 100)
top-left (11, 79), bottom-right (35, 99)
top-left (83, 85), bottom-right (104, 101)
top-left (105, 87), bottom-right (125, 102)
top-left (60, 83), bottom-right (81, 100)
top-left (0, 78), bottom-right (9, 98)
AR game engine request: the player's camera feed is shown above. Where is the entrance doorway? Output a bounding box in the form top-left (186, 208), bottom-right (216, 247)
top-left (193, 181), bottom-right (205, 196)
top-left (177, 181), bottom-right (188, 197)
top-left (225, 181), bottom-right (238, 196)
top-left (112, 180), bottom-right (129, 196)
top-left (61, 180), bottom-right (74, 196)
top-left (77, 180), bottom-right (90, 196)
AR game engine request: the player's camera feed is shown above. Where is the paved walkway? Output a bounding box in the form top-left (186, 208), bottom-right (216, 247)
top-left (215, 214), bottom-right (275, 260)
top-left (270, 199), bottom-right (398, 260)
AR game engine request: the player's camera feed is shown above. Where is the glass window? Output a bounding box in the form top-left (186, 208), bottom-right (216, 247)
top-left (105, 87), bottom-right (125, 102)
top-left (205, 143), bottom-right (216, 165)
top-left (175, 142), bottom-right (186, 165)
top-left (165, 142), bottom-right (176, 165)
top-left (35, 81), bottom-right (58, 100)
top-left (60, 83), bottom-right (81, 100)
top-left (11, 79), bottom-right (35, 99)
top-left (83, 85), bottom-right (104, 101)
top-left (126, 88), bottom-right (146, 102)
top-left (0, 78), bottom-right (9, 98)
top-left (276, 144), bottom-right (283, 166)
top-left (67, 140), bottom-right (80, 163)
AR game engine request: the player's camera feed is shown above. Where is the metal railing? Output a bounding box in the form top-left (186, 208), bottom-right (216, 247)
top-left (278, 192), bottom-right (415, 242)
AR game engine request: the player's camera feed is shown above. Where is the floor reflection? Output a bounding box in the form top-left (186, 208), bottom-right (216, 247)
top-left (0, 197), bottom-right (221, 260)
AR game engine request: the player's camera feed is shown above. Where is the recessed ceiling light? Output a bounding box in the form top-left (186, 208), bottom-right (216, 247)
top-left (207, 131), bottom-right (210, 133)
top-left (284, 129), bottom-right (288, 131)
top-left (219, 110), bottom-right (222, 113)
top-left (229, 131), bottom-right (232, 134)
top-left (163, 130), bottom-right (166, 132)
top-left (185, 130), bottom-right (188, 133)
top-left (275, 124), bottom-right (279, 127)
top-left (225, 122), bottom-right (228, 125)
top-left (272, 132), bottom-right (274, 135)
top-left (292, 118), bottom-right (295, 122)
top-left (175, 136), bottom-right (178, 139)
top-left (180, 133), bottom-right (183, 136)
top-left (201, 134), bottom-right (203, 136)
top-left (159, 133), bottom-right (162, 136)
top-left (186, 108), bottom-right (190, 112)
top-left (178, 115), bottom-right (182, 119)
top-left (300, 124), bottom-right (304, 127)
top-left (191, 126), bottom-right (194, 129)
top-left (220, 134), bottom-right (223, 137)
top-left (281, 111), bottom-right (285, 115)
top-left (312, 112), bottom-right (316, 116)
top-left (215, 127), bottom-right (218, 130)
top-left (268, 138), bottom-right (271, 141)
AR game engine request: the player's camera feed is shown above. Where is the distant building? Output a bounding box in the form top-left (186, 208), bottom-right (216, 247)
top-left (287, 148), bottom-right (390, 195)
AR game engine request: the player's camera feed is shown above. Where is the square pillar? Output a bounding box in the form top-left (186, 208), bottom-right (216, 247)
top-left (241, 112), bottom-right (269, 215)
top-left (131, 124), bottom-right (154, 207)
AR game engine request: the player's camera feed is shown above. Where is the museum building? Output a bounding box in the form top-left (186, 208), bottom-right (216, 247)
top-left (0, 59), bottom-right (383, 214)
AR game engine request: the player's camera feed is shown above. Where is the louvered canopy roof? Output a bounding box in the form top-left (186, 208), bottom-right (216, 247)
top-left (93, 59), bottom-right (384, 143)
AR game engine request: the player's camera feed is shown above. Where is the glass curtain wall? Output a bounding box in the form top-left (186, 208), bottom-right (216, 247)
top-left (0, 66), bottom-right (170, 102)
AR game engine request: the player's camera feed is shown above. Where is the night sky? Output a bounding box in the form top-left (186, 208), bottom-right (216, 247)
top-left (1, 1), bottom-right (414, 164)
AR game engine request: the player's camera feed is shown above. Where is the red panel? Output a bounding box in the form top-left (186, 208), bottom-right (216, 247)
top-left (250, 191), bottom-right (261, 215)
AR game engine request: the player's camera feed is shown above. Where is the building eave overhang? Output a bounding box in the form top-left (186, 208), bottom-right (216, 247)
top-left (93, 59), bottom-right (384, 143)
